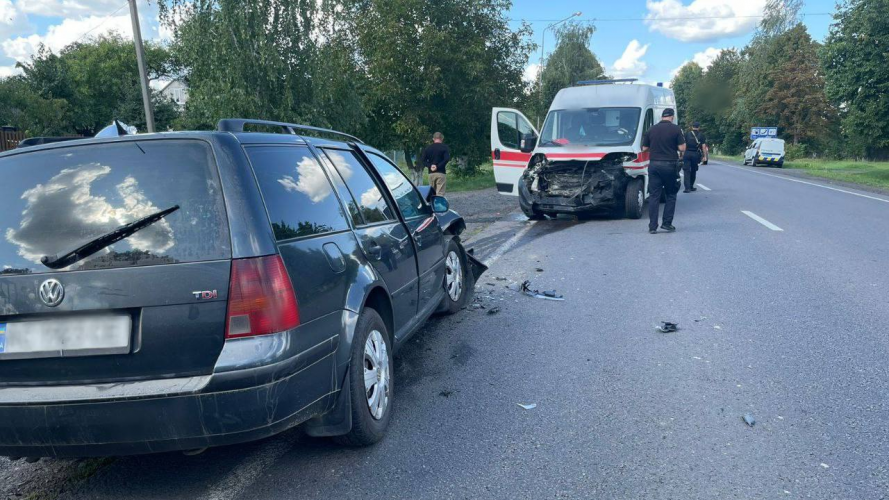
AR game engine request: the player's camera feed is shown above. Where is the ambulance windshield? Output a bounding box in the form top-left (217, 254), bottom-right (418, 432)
top-left (539, 107), bottom-right (641, 147)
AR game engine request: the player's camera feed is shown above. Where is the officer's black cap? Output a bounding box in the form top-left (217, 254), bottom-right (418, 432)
top-left (693, 122), bottom-right (701, 128)
top-left (662, 108), bottom-right (675, 118)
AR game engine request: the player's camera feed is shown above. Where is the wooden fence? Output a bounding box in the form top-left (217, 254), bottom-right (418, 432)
top-left (0, 130), bottom-right (25, 152)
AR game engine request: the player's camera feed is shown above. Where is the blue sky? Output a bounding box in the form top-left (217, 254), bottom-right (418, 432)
top-left (508, 0), bottom-right (836, 84)
top-left (1, 0), bottom-right (837, 84)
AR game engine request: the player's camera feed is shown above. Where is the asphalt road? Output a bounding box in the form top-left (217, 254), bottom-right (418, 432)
top-left (4, 159), bottom-right (889, 499)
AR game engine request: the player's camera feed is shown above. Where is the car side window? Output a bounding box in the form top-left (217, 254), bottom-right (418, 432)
top-left (322, 148), bottom-right (397, 225)
top-left (497, 111), bottom-right (520, 149)
top-left (245, 146), bottom-right (350, 241)
top-left (367, 153), bottom-right (432, 220)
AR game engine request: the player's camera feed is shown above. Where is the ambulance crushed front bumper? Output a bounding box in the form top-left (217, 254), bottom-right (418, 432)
top-left (519, 156), bottom-right (633, 215)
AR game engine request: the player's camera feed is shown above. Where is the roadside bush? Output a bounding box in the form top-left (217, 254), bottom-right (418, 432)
top-left (785, 143), bottom-right (810, 160)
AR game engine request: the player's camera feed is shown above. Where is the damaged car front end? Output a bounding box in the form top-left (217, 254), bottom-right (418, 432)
top-left (519, 152), bottom-right (638, 218)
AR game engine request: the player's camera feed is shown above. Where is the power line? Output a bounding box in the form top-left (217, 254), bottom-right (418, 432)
top-left (71, 1), bottom-right (130, 45)
top-left (508, 12), bottom-right (833, 23)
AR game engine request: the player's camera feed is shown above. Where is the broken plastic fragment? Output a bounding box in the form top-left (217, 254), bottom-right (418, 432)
top-left (520, 280), bottom-right (565, 301)
top-left (742, 413), bottom-right (756, 427)
top-left (656, 322), bottom-right (679, 333)
top-left (517, 403), bottom-right (537, 410)
top-left (487, 307), bottom-right (501, 315)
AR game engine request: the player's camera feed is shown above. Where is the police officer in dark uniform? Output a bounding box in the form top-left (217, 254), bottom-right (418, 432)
top-left (642, 108), bottom-right (686, 234)
top-left (682, 122), bottom-right (707, 193)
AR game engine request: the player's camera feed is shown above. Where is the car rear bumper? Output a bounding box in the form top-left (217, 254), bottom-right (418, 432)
top-left (0, 326), bottom-right (342, 458)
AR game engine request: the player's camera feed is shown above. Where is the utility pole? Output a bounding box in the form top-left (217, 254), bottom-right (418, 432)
top-left (537, 11), bottom-right (582, 128)
top-left (128, 0), bottom-right (155, 133)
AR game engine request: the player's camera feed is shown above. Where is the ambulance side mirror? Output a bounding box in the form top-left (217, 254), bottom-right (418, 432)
top-left (520, 133), bottom-right (537, 153)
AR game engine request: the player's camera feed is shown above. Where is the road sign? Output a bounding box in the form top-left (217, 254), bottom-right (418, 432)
top-left (751, 127), bottom-right (778, 140)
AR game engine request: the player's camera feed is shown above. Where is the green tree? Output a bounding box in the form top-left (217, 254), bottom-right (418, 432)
top-left (729, 0), bottom-right (806, 148)
top-left (822, 0), bottom-right (889, 158)
top-left (670, 62), bottom-right (703, 130)
top-left (535, 23), bottom-right (605, 122)
top-left (162, 0), bottom-right (324, 130)
top-left (0, 76), bottom-right (70, 136)
top-left (688, 49), bottom-right (744, 153)
top-left (345, 0), bottom-right (533, 180)
top-left (763, 26), bottom-right (835, 146)
top-left (19, 35), bottom-right (176, 135)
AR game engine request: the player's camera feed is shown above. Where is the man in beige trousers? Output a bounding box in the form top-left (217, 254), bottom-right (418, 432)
top-left (421, 132), bottom-right (451, 196)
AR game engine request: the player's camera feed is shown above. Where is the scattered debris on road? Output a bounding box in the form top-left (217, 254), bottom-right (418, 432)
top-left (520, 280), bottom-right (565, 301)
top-left (517, 403), bottom-right (537, 410)
top-left (535, 268), bottom-right (544, 272)
top-left (487, 306), bottom-right (501, 315)
top-left (714, 325), bottom-right (722, 330)
top-left (743, 413), bottom-right (756, 427)
top-left (820, 463), bottom-right (830, 469)
top-left (656, 322), bottom-right (679, 333)
top-left (495, 276), bottom-right (508, 281)
top-left (439, 390), bottom-right (455, 398)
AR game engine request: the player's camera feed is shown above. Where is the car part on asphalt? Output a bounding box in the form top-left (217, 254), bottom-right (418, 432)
top-left (517, 403), bottom-right (537, 410)
top-left (656, 322), bottom-right (679, 333)
top-left (487, 306), bottom-right (501, 315)
top-left (520, 280), bottom-right (565, 301)
top-left (743, 413), bottom-right (756, 427)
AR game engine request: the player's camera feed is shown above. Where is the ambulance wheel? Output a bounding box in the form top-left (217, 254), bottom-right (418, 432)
top-left (624, 178), bottom-right (644, 219)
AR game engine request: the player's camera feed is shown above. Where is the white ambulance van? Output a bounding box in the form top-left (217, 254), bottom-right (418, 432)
top-left (491, 79), bottom-right (676, 219)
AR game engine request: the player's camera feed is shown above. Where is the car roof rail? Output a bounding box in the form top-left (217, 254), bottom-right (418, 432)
top-left (575, 78), bottom-right (638, 86)
top-left (217, 119), bottom-right (364, 144)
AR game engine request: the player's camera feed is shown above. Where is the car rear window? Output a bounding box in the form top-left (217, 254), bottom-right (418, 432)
top-left (0, 139), bottom-right (231, 276)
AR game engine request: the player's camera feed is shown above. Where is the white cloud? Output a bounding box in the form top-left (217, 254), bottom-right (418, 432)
top-left (1, 14), bottom-right (133, 63)
top-left (645, 0), bottom-right (768, 42)
top-left (0, 0), bottom-right (30, 39)
top-left (0, 63), bottom-right (20, 78)
top-left (523, 63), bottom-right (540, 83)
top-left (15, 0), bottom-right (122, 18)
top-left (610, 40), bottom-right (650, 79)
top-left (670, 47), bottom-right (725, 78)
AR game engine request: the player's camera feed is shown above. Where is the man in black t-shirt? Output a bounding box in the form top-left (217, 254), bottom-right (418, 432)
top-left (682, 122), bottom-right (707, 193)
top-left (421, 132), bottom-right (451, 195)
top-left (641, 108), bottom-right (686, 234)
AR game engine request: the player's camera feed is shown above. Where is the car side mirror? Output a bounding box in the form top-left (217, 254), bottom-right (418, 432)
top-left (520, 133), bottom-right (538, 153)
top-left (431, 196), bottom-right (449, 214)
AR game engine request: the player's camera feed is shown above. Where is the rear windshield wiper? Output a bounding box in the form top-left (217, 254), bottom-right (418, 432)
top-left (41, 205), bottom-right (180, 270)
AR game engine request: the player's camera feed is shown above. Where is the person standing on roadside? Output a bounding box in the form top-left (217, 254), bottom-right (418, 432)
top-left (421, 132), bottom-right (451, 196)
top-left (642, 108), bottom-right (686, 234)
top-left (682, 122), bottom-right (707, 193)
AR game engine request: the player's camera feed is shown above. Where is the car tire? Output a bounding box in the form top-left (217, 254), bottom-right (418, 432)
top-left (624, 178), bottom-right (645, 219)
top-left (441, 238), bottom-right (470, 314)
top-left (335, 308), bottom-right (393, 447)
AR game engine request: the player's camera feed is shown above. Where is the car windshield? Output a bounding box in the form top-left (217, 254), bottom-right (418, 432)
top-left (539, 107), bottom-right (641, 147)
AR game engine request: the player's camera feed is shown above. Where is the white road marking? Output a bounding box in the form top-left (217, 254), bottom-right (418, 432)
top-left (742, 211), bottom-right (784, 231)
top-left (483, 221), bottom-right (537, 267)
top-left (696, 184), bottom-right (712, 191)
top-left (713, 161), bottom-right (889, 204)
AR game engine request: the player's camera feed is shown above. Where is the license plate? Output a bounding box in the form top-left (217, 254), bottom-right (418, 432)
top-left (0, 315), bottom-right (131, 361)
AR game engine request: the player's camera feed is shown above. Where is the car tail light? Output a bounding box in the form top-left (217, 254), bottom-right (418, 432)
top-left (225, 255), bottom-right (300, 339)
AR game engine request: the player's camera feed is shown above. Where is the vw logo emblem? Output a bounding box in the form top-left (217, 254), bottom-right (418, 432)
top-left (39, 279), bottom-right (65, 307)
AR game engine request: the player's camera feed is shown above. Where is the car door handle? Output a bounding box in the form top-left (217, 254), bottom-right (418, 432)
top-left (364, 241), bottom-right (383, 261)
top-left (494, 148), bottom-right (501, 160)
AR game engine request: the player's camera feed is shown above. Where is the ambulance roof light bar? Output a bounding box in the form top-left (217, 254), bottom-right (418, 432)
top-left (575, 78), bottom-right (638, 86)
